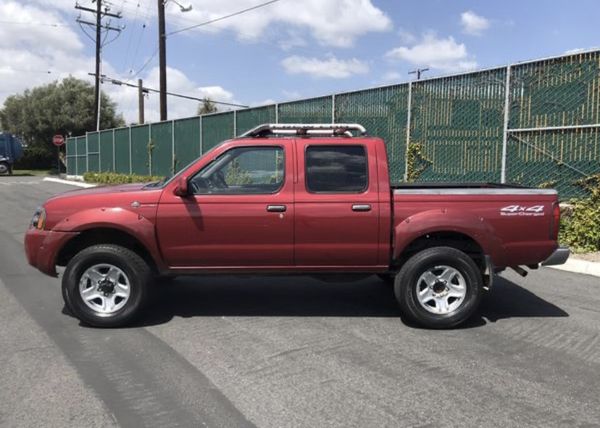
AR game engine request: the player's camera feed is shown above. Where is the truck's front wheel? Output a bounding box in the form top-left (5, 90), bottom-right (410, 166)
top-left (395, 246), bottom-right (483, 329)
top-left (0, 162), bottom-right (9, 175)
top-left (62, 244), bottom-right (151, 327)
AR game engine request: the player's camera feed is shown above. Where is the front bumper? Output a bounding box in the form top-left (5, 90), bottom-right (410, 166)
top-left (541, 246), bottom-right (570, 266)
top-left (24, 228), bottom-right (78, 276)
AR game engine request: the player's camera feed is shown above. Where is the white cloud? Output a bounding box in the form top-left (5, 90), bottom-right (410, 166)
top-left (460, 11), bottom-right (490, 36)
top-left (0, 1), bottom-right (93, 105)
top-left (386, 33), bottom-right (477, 72)
top-left (0, 1), bottom-right (239, 125)
top-left (281, 55), bottom-right (369, 78)
top-left (382, 71), bottom-right (402, 82)
top-left (166, 0), bottom-right (392, 48)
top-left (282, 90), bottom-right (301, 100)
top-left (106, 66), bottom-right (240, 123)
top-left (397, 29), bottom-right (417, 45)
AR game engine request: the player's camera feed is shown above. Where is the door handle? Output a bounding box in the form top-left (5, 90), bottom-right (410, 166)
top-left (352, 204), bottom-right (371, 212)
top-left (267, 205), bottom-right (287, 212)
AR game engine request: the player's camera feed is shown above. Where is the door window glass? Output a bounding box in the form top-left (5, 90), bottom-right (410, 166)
top-left (190, 146), bottom-right (284, 194)
top-left (305, 145), bottom-right (367, 193)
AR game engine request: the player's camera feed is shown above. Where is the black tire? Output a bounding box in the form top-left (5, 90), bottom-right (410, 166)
top-left (394, 246), bottom-right (483, 329)
top-left (62, 244), bottom-right (151, 327)
top-left (0, 162), bottom-right (9, 175)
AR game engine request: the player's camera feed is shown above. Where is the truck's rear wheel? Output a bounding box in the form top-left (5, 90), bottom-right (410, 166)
top-left (395, 246), bottom-right (483, 329)
top-left (0, 162), bottom-right (9, 175)
top-left (62, 244), bottom-right (151, 327)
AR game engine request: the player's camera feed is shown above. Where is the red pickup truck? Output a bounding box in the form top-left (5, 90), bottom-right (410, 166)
top-left (25, 124), bottom-right (569, 328)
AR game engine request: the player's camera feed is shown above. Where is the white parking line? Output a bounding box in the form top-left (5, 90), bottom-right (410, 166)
top-left (0, 180), bottom-right (44, 185)
top-left (43, 177), bottom-right (97, 188)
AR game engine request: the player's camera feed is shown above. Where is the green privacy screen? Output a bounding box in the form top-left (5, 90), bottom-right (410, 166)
top-left (67, 50), bottom-right (600, 199)
top-left (114, 127), bottom-right (130, 174)
top-left (236, 105), bottom-right (276, 136)
top-left (174, 117), bottom-right (200, 172)
top-left (202, 112), bottom-right (234, 152)
top-left (335, 85), bottom-right (409, 184)
top-left (130, 125), bottom-right (149, 175)
top-left (410, 68), bottom-right (507, 183)
top-left (278, 96), bottom-right (332, 124)
top-left (150, 121), bottom-right (172, 177)
top-left (99, 130), bottom-right (114, 172)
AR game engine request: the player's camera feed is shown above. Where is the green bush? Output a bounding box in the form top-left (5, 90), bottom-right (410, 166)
top-left (83, 172), bottom-right (163, 185)
top-left (13, 147), bottom-right (55, 170)
top-left (560, 174), bottom-right (600, 253)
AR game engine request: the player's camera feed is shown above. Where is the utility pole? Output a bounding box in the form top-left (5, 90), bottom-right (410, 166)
top-left (94, 0), bottom-right (101, 129)
top-left (75, 1), bottom-right (122, 130)
top-left (138, 79), bottom-right (145, 124)
top-left (158, 0), bottom-right (167, 121)
top-left (409, 68), bottom-right (430, 80)
top-left (157, 0), bottom-right (192, 121)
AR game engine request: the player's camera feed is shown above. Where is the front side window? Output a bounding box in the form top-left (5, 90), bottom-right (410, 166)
top-left (190, 146), bottom-right (284, 194)
top-left (305, 145), bottom-right (368, 193)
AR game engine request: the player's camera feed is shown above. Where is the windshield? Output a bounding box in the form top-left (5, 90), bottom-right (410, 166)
top-left (143, 139), bottom-right (229, 189)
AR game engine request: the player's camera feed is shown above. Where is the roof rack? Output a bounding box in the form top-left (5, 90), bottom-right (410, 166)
top-left (241, 123), bottom-right (367, 138)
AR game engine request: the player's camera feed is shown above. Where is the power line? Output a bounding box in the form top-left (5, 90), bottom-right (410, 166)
top-left (0, 20), bottom-right (70, 27)
top-left (167, 0), bottom-right (282, 36)
top-left (75, 1), bottom-right (124, 131)
top-left (94, 74), bottom-right (249, 108)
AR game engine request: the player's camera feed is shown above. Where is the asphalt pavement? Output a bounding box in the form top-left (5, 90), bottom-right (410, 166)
top-left (1, 176), bottom-right (599, 428)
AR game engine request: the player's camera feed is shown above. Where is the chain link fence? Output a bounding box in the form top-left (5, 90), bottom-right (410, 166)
top-left (66, 49), bottom-right (600, 199)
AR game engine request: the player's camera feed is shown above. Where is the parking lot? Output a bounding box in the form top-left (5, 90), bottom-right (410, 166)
top-left (1, 176), bottom-right (599, 427)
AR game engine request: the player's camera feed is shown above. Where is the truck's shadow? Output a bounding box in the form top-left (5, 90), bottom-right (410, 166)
top-left (135, 274), bottom-right (568, 329)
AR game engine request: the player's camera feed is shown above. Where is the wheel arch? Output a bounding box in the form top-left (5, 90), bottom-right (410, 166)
top-left (394, 230), bottom-right (487, 272)
top-left (392, 208), bottom-right (503, 267)
top-left (56, 227), bottom-right (160, 274)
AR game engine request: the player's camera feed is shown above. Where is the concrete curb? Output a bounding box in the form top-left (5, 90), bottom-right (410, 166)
top-left (43, 177), bottom-right (97, 188)
top-left (548, 257), bottom-right (600, 278)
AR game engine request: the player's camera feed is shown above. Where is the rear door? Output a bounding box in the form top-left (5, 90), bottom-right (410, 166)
top-left (293, 139), bottom-right (381, 268)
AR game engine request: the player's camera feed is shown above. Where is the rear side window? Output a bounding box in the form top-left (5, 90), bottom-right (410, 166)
top-left (305, 145), bottom-right (368, 193)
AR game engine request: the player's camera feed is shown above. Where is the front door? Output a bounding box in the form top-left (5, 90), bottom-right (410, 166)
top-left (156, 142), bottom-right (294, 268)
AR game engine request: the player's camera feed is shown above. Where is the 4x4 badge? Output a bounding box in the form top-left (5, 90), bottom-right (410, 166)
top-left (500, 205), bottom-right (545, 216)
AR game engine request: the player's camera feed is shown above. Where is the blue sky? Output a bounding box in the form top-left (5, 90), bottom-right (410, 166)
top-left (0, 0), bottom-right (598, 122)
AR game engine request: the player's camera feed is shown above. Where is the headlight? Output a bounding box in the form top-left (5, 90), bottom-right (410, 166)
top-left (31, 207), bottom-right (46, 230)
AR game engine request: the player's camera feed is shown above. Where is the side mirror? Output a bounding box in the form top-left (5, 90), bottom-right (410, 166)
top-left (173, 177), bottom-right (189, 197)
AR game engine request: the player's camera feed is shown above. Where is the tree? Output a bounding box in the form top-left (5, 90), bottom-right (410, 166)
top-left (197, 98), bottom-right (218, 115)
top-left (0, 77), bottom-right (124, 162)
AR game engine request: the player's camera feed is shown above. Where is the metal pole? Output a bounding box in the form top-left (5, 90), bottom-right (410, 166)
top-left (233, 110), bottom-right (237, 136)
top-left (148, 124), bottom-right (152, 175)
top-left (275, 103), bottom-right (279, 124)
top-left (112, 129), bottom-right (116, 172)
top-left (199, 116), bottom-right (203, 154)
top-left (94, 0), bottom-right (102, 131)
top-left (171, 120), bottom-right (175, 174)
top-left (85, 132), bottom-right (89, 174)
top-left (500, 65), bottom-right (511, 183)
top-left (128, 127), bottom-right (132, 174)
top-left (404, 81), bottom-right (413, 181)
top-left (96, 55), bottom-right (102, 131)
top-left (75, 137), bottom-right (78, 176)
top-left (158, 0), bottom-right (167, 121)
top-left (331, 94), bottom-right (335, 124)
top-left (138, 78), bottom-right (145, 124)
